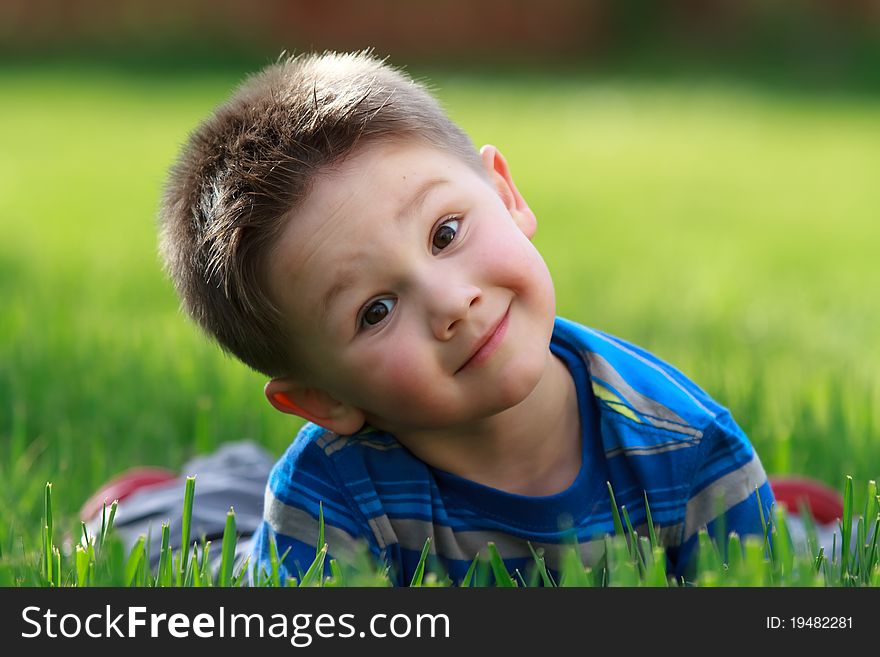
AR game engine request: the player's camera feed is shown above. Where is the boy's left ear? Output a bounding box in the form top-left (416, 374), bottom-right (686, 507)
top-left (479, 144), bottom-right (537, 239)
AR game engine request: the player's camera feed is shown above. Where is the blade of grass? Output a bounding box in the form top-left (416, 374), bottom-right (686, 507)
top-left (527, 542), bottom-right (554, 587)
top-left (644, 544), bottom-right (668, 587)
top-left (606, 534), bottom-right (640, 587)
top-left (855, 516), bottom-right (866, 580)
top-left (644, 491), bottom-right (658, 550)
top-left (218, 507), bottom-right (237, 587)
top-left (409, 536), bottom-right (432, 587)
top-left (99, 500), bottom-right (119, 553)
top-left (299, 544), bottom-right (328, 587)
top-left (191, 543), bottom-right (202, 587)
top-left (124, 535), bottom-right (146, 586)
top-left (754, 485), bottom-right (772, 561)
top-left (317, 502), bottom-right (324, 555)
top-left (726, 532), bottom-right (742, 584)
top-left (841, 476), bottom-right (853, 580)
top-left (831, 530), bottom-right (838, 571)
top-left (329, 559), bottom-right (345, 586)
top-left (559, 542), bottom-right (592, 587)
top-left (53, 547), bottom-right (61, 588)
top-left (42, 523), bottom-right (50, 586)
top-left (743, 536), bottom-right (768, 586)
top-left (486, 542), bottom-right (516, 587)
top-left (156, 522), bottom-right (172, 587)
top-left (267, 532), bottom-right (281, 587)
top-left (75, 545), bottom-right (90, 587)
top-left (796, 497), bottom-right (820, 559)
top-left (696, 529), bottom-right (721, 586)
top-left (606, 481), bottom-right (625, 539)
top-left (524, 561), bottom-right (540, 588)
top-left (460, 553), bottom-right (480, 587)
top-left (177, 476), bottom-right (196, 586)
top-left (819, 548), bottom-right (829, 585)
top-left (231, 555), bottom-right (250, 587)
top-left (44, 483), bottom-right (53, 584)
top-left (857, 481), bottom-right (877, 582)
top-left (621, 505), bottom-right (644, 569)
top-left (865, 514), bottom-right (879, 584)
top-left (99, 501), bottom-right (107, 551)
top-left (183, 541), bottom-right (197, 587)
top-left (861, 481), bottom-right (876, 537)
top-left (199, 540), bottom-right (212, 587)
top-left (772, 506), bottom-right (793, 584)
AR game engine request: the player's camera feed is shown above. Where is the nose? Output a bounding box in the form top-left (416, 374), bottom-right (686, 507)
top-left (426, 280), bottom-right (482, 341)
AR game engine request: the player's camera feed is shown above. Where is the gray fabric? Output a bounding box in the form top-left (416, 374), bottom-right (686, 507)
top-left (785, 515), bottom-right (866, 560)
top-left (86, 440), bottom-right (274, 568)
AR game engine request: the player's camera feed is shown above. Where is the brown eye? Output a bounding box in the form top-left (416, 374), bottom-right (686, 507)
top-left (361, 298), bottom-right (395, 327)
top-left (432, 218), bottom-right (460, 252)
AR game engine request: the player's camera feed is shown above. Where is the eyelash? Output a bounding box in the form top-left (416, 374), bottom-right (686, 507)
top-left (356, 215), bottom-right (463, 331)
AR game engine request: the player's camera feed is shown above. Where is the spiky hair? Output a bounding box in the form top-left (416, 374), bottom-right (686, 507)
top-left (159, 50), bottom-right (480, 376)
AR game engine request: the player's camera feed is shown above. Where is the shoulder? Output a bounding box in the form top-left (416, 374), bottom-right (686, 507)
top-left (552, 316), bottom-right (728, 435)
top-left (269, 423), bottom-right (399, 493)
top-left (261, 423), bottom-right (404, 572)
top-left (268, 422), bottom-right (426, 519)
top-left (265, 423), bottom-right (362, 533)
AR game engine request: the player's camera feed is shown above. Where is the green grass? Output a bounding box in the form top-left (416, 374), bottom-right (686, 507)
top-left (1, 63), bottom-right (879, 582)
top-left (2, 477), bottom-right (878, 587)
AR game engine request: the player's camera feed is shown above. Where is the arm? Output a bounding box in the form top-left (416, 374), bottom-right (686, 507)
top-left (668, 411), bottom-right (776, 582)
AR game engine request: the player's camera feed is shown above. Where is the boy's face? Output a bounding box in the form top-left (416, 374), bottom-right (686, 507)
top-left (266, 139), bottom-right (556, 435)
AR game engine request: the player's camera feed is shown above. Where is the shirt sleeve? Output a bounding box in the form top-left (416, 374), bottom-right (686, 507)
top-left (667, 411), bottom-right (776, 582)
top-left (249, 435), bottom-right (375, 585)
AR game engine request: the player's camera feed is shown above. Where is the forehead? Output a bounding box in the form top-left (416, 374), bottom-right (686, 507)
top-left (318, 138), bottom-right (465, 207)
top-left (266, 139), bottom-right (478, 324)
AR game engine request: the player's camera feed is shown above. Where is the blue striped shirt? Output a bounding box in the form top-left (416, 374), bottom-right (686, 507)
top-left (252, 316), bottom-right (774, 585)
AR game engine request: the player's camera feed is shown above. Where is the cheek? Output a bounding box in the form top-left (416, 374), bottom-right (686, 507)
top-left (351, 334), bottom-right (429, 401)
top-left (352, 335), bottom-right (453, 422)
top-left (480, 227), bottom-right (553, 298)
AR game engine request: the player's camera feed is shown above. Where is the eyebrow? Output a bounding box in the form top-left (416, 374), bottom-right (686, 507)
top-left (319, 177), bottom-right (451, 326)
top-left (394, 177), bottom-right (450, 225)
top-left (320, 269), bottom-right (358, 326)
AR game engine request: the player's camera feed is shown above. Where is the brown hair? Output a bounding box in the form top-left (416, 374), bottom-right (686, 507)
top-left (159, 50), bottom-right (481, 377)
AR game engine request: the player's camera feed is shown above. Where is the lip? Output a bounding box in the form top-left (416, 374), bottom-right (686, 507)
top-left (455, 307), bottom-right (510, 374)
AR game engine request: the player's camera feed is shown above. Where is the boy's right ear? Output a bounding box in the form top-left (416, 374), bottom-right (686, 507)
top-left (264, 378), bottom-right (365, 436)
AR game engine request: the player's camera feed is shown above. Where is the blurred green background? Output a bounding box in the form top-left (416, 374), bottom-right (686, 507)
top-left (2, 0), bottom-right (879, 547)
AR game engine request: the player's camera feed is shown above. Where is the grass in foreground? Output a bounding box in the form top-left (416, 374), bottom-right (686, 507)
top-left (2, 477), bottom-right (877, 588)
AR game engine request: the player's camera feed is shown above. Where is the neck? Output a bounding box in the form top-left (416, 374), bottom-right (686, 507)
top-left (391, 350), bottom-right (581, 496)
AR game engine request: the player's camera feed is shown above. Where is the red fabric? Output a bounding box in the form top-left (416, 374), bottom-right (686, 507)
top-left (79, 467), bottom-right (177, 522)
top-left (768, 476), bottom-right (845, 525)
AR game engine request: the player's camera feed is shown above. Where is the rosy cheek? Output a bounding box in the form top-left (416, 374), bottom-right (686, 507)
top-left (356, 338), bottom-right (421, 397)
top-left (482, 230), bottom-right (542, 290)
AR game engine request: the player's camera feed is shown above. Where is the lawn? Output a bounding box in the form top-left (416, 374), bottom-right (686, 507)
top-left (1, 62), bottom-right (878, 564)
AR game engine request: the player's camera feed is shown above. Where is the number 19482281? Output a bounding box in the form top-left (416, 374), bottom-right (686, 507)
top-left (766, 617), bottom-right (852, 629)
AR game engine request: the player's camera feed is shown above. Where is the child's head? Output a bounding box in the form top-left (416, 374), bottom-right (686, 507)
top-left (160, 51), bottom-right (556, 437)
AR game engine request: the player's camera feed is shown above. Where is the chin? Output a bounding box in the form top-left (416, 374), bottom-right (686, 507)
top-left (489, 346), bottom-right (547, 412)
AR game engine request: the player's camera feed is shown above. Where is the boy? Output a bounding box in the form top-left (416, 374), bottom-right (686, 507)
top-left (158, 50), bottom-right (775, 585)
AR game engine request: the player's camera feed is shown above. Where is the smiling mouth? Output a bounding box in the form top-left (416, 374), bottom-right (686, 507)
top-left (455, 307), bottom-right (511, 374)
